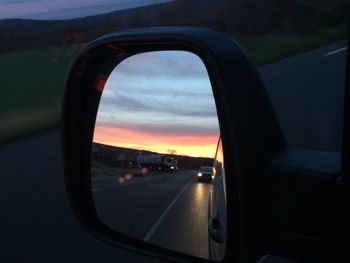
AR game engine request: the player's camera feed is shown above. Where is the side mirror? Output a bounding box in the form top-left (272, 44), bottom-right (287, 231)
top-left (92, 50), bottom-right (221, 260)
top-left (62, 27), bottom-right (285, 262)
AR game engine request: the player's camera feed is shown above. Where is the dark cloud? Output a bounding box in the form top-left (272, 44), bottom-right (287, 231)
top-left (3, 0), bottom-right (40, 4)
top-left (100, 92), bottom-right (218, 118)
top-left (120, 87), bottom-right (212, 99)
top-left (98, 121), bottom-right (220, 137)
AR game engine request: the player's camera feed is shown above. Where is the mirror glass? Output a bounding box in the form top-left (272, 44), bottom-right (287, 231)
top-left (91, 50), bottom-right (225, 260)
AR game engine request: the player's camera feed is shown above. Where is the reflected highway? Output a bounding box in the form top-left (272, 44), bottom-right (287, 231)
top-left (92, 169), bottom-right (212, 259)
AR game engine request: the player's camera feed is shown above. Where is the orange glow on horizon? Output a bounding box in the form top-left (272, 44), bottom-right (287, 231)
top-left (93, 125), bottom-right (218, 158)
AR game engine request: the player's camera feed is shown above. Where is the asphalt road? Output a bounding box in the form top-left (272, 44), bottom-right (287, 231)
top-left (259, 41), bottom-right (347, 151)
top-left (92, 170), bottom-right (211, 259)
top-left (0, 41), bottom-right (347, 262)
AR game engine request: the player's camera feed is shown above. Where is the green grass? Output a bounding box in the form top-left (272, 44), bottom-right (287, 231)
top-left (0, 44), bottom-right (83, 143)
top-left (239, 23), bottom-right (348, 66)
top-left (0, 103), bottom-right (61, 143)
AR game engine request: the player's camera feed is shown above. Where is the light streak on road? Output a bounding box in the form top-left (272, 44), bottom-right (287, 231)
top-left (323, 47), bottom-right (347, 57)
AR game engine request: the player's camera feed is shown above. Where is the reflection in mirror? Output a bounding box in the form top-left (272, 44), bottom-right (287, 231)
top-left (91, 51), bottom-right (224, 259)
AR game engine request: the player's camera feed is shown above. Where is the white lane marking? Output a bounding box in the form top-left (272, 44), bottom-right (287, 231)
top-left (143, 175), bottom-right (194, 242)
top-left (323, 47), bottom-right (347, 57)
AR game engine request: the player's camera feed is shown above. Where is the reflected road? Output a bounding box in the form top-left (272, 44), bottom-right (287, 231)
top-left (92, 169), bottom-right (212, 259)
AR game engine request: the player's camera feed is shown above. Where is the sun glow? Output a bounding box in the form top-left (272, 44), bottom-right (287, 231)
top-left (93, 125), bottom-right (218, 158)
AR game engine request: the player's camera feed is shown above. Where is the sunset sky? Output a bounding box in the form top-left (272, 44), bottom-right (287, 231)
top-left (93, 51), bottom-right (220, 158)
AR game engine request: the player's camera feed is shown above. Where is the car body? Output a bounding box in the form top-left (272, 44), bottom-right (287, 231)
top-left (208, 137), bottom-right (226, 260)
top-left (197, 166), bottom-right (214, 182)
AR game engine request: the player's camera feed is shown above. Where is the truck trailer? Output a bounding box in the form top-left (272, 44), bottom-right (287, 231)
top-left (137, 154), bottom-right (178, 173)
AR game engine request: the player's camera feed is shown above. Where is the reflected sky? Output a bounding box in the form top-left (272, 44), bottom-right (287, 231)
top-left (93, 51), bottom-right (220, 157)
top-left (0, 0), bottom-right (173, 20)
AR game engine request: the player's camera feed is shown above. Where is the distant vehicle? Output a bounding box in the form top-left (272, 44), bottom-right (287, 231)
top-left (197, 166), bottom-right (214, 182)
top-left (137, 154), bottom-right (178, 173)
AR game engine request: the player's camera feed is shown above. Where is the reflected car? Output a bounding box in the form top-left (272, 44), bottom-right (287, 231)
top-left (208, 137), bottom-right (226, 261)
top-left (197, 166), bottom-right (214, 182)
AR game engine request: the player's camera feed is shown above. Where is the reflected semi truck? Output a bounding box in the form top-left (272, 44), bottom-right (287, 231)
top-left (137, 154), bottom-right (178, 173)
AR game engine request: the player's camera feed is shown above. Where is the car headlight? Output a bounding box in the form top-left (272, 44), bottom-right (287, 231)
top-left (171, 166), bottom-right (174, 169)
top-left (211, 175), bottom-right (215, 179)
top-left (197, 172), bottom-right (202, 177)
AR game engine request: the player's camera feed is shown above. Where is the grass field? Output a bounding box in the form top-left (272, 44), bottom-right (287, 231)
top-left (0, 23), bottom-right (347, 143)
top-left (0, 44), bottom-right (82, 143)
top-left (239, 23), bottom-right (348, 66)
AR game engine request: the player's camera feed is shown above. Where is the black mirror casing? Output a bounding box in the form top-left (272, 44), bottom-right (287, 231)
top-left (62, 27), bottom-right (285, 263)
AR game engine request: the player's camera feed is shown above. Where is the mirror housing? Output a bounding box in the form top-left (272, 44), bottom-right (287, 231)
top-left (62, 27), bottom-right (285, 262)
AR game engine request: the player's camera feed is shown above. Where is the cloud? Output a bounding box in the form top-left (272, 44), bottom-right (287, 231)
top-left (106, 83), bottom-right (213, 99)
top-left (99, 92), bottom-right (218, 118)
top-left (97, 121), bottom-right (220, 137)
top-left (112, 50), bottom-right (209, 79)
top-left (98, 50), bottom-right (216, 120)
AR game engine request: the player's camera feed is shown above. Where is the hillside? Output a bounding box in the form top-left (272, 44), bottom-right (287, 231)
top-left (0, 0), bottom-right (345, 52)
